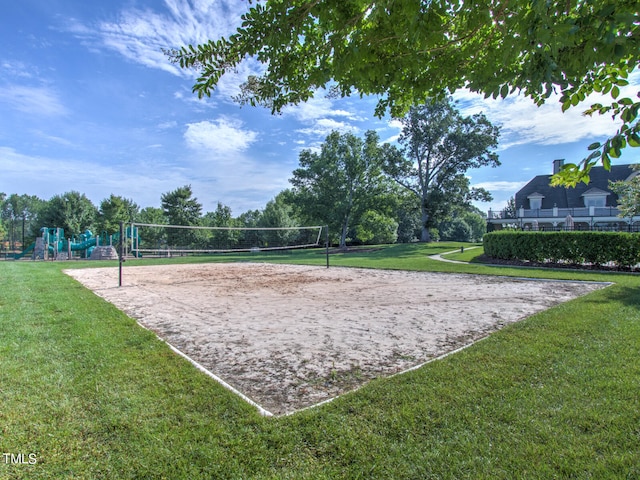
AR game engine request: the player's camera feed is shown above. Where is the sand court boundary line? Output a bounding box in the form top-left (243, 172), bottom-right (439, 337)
top-left (65, 263), bottom-right (609, 415)
top-left (135, 312), bottom-right (499, 418)
top-left (115, 277), bottom-right (612, 418)
top-left (134, 320), bottom-right (275, 417)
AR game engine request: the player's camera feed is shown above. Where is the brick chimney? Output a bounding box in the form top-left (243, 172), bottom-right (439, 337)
top-left (553, 159), bottom-right (565, 174)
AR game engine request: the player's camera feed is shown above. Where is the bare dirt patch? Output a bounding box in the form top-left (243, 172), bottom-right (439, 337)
top-left (65, 263), bottom-right (606, 415)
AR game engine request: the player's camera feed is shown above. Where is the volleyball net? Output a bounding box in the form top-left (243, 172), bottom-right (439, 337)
top-left (129, 223), bottom-right (325, 256)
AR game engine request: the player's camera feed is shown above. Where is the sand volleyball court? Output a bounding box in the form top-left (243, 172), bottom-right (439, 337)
top-left (66, 263), bottom-right (606, 415)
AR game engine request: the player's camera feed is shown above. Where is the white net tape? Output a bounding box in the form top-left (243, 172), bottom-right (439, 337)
top-left (129, 223), bottom-right (324, 256)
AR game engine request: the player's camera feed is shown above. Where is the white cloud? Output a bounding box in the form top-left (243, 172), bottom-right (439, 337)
top-left (387, 118), bottom-right (403, 130)
top-left (283, 95), bottom-right (358, 123)
top-left (280, 95), bottom-right (367, 142)
top-left (158, 120), bottom-right (177, 129)
top-left (0, 143), bottom-right (287, 212)
top-left (296, 118), bottom-right (360, 138)
top-left (32, 130), bottom-right (74, 147)
top-left (454, 80), bottom-right (639, 149)
top-left (184, 117), bottom-right (258, 154)
top-left (380, 119), bottom-right (403, 144)
top-left (66, 0), bottom-right (248, 78)
top-left (0, 85), bottom-right (67, 116)
top-left (0, 146), bottom-right (177, 207)
top-left (471, 180), bottom-right (528, 192)
top-left (0, 60), bottom-right (35, 79)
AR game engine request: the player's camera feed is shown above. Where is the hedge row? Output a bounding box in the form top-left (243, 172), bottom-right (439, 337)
top-left (483, 231), bottom-right (640, 268)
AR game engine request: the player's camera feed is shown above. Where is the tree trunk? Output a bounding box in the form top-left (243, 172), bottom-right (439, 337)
top-left (420, 198), bottom-right (430, 242)
top-left (420, 215), bottom-right (430, 242)
top-left (339, 190), bottom-right (354, 249)
top-left (339, 216), bottom-right (349, 249)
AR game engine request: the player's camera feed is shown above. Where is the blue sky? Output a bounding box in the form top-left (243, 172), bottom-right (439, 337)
top-left (1, 0), bottom-right (638, 217)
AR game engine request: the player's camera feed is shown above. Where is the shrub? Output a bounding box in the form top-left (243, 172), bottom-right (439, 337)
top-left (483, 231), bottom-right (640, 268)
top-left (355, 211), bottom-right (399, 245)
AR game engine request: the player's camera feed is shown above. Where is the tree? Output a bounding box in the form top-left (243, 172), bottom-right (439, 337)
top-left (394, 189), bottom-right (422, 243)
top-left (290, 130), bottom-right (392, 248)
top-left (383, 98), bottom-right (500, 242)
top-left (97, 195), bottom-right (139, 234)
top-left (355, 210), bottom-right (398, 245)
top-left (161, 185), bottom-right (202, 226)
top-left (202, 202), bottom-right (240, 249)
top-left (440, 208), bottom-right (487, 242)
top-left (202, 202), bottom-right (234, 227)
top-left (136, 207), bottom-right (167, 250)
top-left (0, 192), bottom-right (6, 249)
top-left (237, 209), bottom-right (261, 228)
top-left (258, 193), bottom-right (298, 229)
top-left (1, 194), bottom-right (43, 249)
top-left (424, 173), bottom-right (492, 234)
top-left (440, 218), bottom-right (473, 243)
top-left (503, 196), bottom-right (517, 219)
top-left (169, 0), bottom-right (639, 184)
top-left (257, 193), bottom-right (300, 247)
top-left (35, 192), bottom-right (98, 238)
top-left (161, 185), bottom-right (203, 248)
top-left (464, 209), bottom-right (488, 242)
top-left (610, 165), bottom-right (640, 219)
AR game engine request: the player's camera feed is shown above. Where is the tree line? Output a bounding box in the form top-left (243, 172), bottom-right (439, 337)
top-left (0, 98), bottom-right (499, 252)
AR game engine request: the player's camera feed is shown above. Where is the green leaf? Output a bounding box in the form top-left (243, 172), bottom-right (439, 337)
top-left (614, 44), bottom-right (626, 58)
top-left (587, 142), bottom-right (601, 151)
top-left (611, 86), bottom-right (620, 99)
top-left (628, 134), bottom-right (640, 147)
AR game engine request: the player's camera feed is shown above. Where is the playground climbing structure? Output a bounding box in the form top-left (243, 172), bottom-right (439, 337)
top-left (11, 226), bottom-right (138, 260)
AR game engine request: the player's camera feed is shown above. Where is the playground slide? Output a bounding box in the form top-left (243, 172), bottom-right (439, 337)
top-left (70, 237), bottom-right (97, 251)
top-left (46, 238), bottom-right (97, 257)
top-left (13, 242), bottom-right (35, 259)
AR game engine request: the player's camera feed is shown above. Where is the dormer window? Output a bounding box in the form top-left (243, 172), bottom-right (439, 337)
top-left (527, 192), bottom-right (545, 210)
top-left (582, 188), bottom-right (608, 208)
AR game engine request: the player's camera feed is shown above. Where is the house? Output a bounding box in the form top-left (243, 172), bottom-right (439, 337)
top-left (487, 159), bottom-right (638, 231)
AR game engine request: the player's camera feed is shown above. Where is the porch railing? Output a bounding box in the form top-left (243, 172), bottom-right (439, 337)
top-left (487, 206), bottom-right (621, 220)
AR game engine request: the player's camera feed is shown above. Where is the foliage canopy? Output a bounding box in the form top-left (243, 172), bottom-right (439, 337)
top-left (384, 98), bottom-right (500, 241)
top-left (168, 0), bottom-right (639, 184)
top-left (289, 130), bottom-right (392, 247)
top-left (609, 164), bottom-right (640, 218)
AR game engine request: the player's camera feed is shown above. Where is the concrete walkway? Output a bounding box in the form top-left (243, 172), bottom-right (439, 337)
top-left (428, 246), bottom-right (480, 264)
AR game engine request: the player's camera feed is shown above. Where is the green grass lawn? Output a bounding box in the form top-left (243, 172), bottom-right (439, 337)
top-left (1, 243), bottom-right (639, 479)
top-left (439, 243), bottom-right (484, 263)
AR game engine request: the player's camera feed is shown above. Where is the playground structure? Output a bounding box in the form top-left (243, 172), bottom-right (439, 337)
top-left (11, 226), bottom-right (139, 261)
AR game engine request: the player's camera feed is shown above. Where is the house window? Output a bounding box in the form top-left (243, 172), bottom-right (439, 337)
top-left (581, 188), bottom-right (609, 208)
top-left (527, 192), bottom-right (545, 211)
top-left (584, 196), bottom-right (606, 208)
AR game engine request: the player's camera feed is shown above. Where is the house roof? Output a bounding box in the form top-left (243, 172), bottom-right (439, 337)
top-left (515, 164), bottom-right (633, 209)
top-left (581, 187), bottom-right (610, 196)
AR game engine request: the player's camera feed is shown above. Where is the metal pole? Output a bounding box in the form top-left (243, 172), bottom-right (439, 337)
top-left (325, 225), bottom-right (329, 268)
top-left (119, 221), bottom-right (124, 287)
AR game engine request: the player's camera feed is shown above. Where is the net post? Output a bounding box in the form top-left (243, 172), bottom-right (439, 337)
top-left (118, 221), bottom-right (124, 287)
top-left (325, 225), bottom-right (329, 268)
